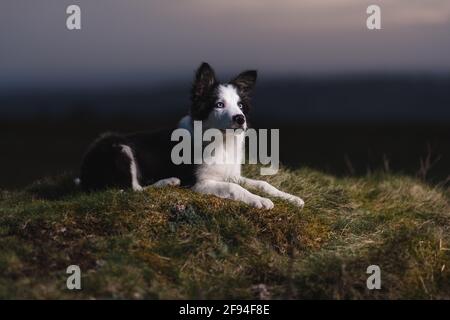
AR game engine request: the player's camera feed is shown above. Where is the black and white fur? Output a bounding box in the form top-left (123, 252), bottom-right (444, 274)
top-left (79, 63), bottom-right (304, 209)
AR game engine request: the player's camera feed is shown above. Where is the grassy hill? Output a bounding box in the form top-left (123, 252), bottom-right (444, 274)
top-left (0, 166), bottom-right (449, 299)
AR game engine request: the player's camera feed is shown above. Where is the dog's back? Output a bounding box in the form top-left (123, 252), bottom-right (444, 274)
top-left (79, 128), bottom-right (195, 191)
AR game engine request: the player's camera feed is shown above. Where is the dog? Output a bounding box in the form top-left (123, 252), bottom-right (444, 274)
top-left (78, 62), bottom-right (304, 209)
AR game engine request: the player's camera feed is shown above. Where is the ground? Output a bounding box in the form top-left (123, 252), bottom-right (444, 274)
top-left (0, 166), bottom-right (449, 299)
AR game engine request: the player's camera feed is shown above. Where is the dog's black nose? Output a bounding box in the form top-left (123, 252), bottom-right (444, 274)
top-left (233, 114), bottom-right (246, 126)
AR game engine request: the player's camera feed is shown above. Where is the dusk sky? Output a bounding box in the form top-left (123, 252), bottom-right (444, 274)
top-left (1, 0), bottom-right (450, 90)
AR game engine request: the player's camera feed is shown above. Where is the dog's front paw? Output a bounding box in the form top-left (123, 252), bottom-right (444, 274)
top-left (288, 195), bottom-right (305, 208)
top-left (164, 177), bottom-right (181, 186)
top-left (249, 196), bottom-right (274, 210)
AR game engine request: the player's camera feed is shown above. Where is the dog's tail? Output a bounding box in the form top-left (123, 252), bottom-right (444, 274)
top-left (74, 177), bottom-right (81, 187)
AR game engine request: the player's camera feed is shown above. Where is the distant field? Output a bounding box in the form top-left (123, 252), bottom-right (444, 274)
top-left (0, 166), bottom-right (449, 299)
top-left (2, 75), bottom-right (450, 188)
top-left (1, 117), bottom-right (449, 188)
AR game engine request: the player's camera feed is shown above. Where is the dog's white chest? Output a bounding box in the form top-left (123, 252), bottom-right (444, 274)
top-left (195, 133), bottom-right (244, 182)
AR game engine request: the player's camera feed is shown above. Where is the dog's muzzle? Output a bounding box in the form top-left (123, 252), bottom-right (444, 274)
top-left (232, 114), bottom-right (246, 126)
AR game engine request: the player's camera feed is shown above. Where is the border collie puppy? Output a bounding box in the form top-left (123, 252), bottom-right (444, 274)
top-left (79, 62), bottom-right (304, 209)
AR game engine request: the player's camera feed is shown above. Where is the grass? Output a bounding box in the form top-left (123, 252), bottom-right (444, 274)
top-left (0, 166), bottom-right (449, 299)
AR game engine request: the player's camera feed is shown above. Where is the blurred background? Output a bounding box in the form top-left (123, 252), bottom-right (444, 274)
top-left (1, 0), bottom-right (450, 188)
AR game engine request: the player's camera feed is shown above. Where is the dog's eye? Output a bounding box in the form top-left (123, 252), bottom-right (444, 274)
top-left (215, 102), bottom-right (224, 108)
top-left (238, 102), bottom-right (244, 109)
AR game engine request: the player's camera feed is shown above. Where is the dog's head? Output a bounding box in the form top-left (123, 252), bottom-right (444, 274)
top-left (190, 62), bottom-right (257, 131)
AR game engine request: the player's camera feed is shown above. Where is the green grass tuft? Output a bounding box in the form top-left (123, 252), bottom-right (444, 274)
top-left (0, 167), bottom-right (449, 299)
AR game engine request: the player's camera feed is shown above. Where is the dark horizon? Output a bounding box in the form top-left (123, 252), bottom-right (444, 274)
top-left (3, 69), bottom-right (450, 94)
top-left (2, 73), bottom-right (450, 124)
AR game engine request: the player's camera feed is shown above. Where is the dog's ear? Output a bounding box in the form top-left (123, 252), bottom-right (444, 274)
top-left (231, 70), bottom-right (257, 96)
top-left (191, 62), bottom-right (217, 101)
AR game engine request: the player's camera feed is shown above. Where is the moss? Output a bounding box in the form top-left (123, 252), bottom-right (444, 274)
top-left (0, 167), bottom-right (449, 299)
